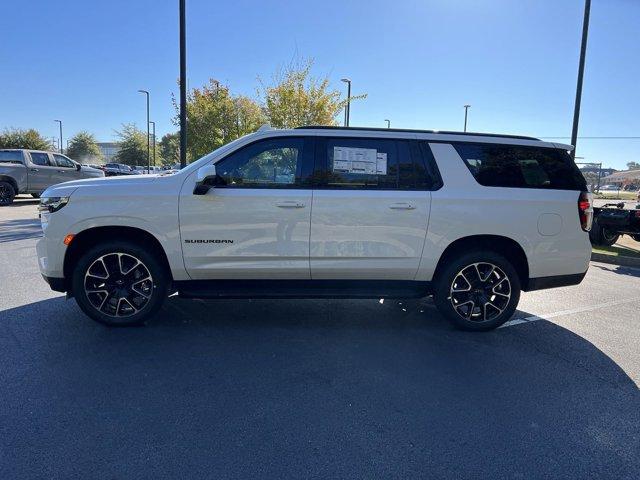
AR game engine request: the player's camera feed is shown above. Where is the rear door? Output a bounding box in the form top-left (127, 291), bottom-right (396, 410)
top-left (179, 136), bottom-right (314, 279)
top-left (310, 136), bottom-right (436, 280)
top-left (26, 151), bottom-right (57, 191)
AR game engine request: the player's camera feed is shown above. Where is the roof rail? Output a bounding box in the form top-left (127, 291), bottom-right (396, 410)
top-left (294, 125), bottom-right (540, 141)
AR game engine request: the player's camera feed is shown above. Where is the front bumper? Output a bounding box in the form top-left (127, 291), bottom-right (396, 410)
top-left (41, 274), bottom-right (67, 293)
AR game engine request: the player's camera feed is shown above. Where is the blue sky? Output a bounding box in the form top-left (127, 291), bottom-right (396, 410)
top-left (1, 0), bottom-right (638, 169)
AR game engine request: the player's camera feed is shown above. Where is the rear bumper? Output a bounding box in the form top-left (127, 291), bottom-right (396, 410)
top-left (525, 271), bottom-right (587, 292)
top-left (42, 274), bottom-right (67, 293)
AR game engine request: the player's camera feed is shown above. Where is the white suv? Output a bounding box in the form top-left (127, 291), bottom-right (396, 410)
top-left (36, 126), bottom-right (593, 330)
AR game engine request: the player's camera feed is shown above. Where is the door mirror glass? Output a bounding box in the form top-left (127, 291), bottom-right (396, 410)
top-left (193, 164), bottom-right (218, 195)
top-left (76, 163), bottom-right (81, 171)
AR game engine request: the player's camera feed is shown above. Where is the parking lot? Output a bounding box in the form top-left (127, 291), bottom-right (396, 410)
top-left (1, 198), bottom-right (639, 479)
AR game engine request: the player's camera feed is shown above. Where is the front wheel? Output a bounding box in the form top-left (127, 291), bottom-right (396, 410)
top-left (434, 251), bottom-right (521, 331)
top-left (0, 181), bottom-right (16, 206)
top-left (71, 241), bottom-right (169, 326)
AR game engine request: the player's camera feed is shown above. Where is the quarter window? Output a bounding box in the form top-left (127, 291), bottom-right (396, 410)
top-left (454, 143), bottom-right (587, 191)
top-left (30, 152), bottom-right (51, 166)
top-left (0, 151), bottom-right (23, 164)
top-left (216, 138), bottom-right (305, 188)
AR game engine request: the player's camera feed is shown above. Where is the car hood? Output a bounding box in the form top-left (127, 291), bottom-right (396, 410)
top-left (41, 175), bottom-right (160, 197)
top-left (80, 165), bottom-right (103, 174)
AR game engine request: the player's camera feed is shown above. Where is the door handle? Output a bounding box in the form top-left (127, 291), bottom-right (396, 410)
top-left (30, 168), bottom-right (39, 172)
top-left (275, 201), bottom-right (305, 208)
top-left (389, 202), bottom-right (416, 210)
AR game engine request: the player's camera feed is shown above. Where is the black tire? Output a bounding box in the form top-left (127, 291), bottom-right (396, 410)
top-left (0, 181), bottom-right (16, 206)
top-left (71, 240), bottom-right (169, 326)
top-left (434, 250), bottom-right (521, 331)
top-left (31, 193), bottom-right (41, 198)
top-left (589, 218), bottom-right (619, 246)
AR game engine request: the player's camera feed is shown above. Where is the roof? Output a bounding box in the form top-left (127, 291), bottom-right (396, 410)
top-left (295, 125), bottom-right (541, 141)
top-left (601, 169), bottom-right (640, 181)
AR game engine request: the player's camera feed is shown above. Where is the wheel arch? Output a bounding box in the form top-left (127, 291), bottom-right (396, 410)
top-left (63, 226), bottom-right (173, 294)
top-left (432, 234), bottom-right (530, 290)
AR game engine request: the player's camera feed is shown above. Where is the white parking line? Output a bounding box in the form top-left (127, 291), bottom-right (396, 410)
top-left (500, 297), bottom-right (640, 328)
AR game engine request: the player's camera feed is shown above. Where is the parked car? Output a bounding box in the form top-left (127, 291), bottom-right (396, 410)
top-left (103, 163), bottom-right (137, 176)
top-left (36, 126), bottom-right (592, 330)
top-left (0, 149), bottom-right (104, 205)
top-left (596, 184), bottom-right (620, 192)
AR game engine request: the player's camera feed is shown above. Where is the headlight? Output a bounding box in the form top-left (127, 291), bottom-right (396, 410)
top-left (38, 196), bottom-right (70, 213)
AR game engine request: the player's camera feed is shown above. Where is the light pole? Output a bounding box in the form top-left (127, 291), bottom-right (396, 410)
top-left (138, 90), bottom-right (150, 173)
top-left (341, 78), bottom-right (351, 127)
top-left (463, 105), bottom-right (471, 132)
top-left (149, 121), bottom-right (156, 168)
top-left (385, 119), bottom-right (390, 129)
top-left (54, 120), bottom-right (63, 154)
top-left (179, 0), bottom-right (187, 168)
top-left (571, 0), bottom-right (591, 160)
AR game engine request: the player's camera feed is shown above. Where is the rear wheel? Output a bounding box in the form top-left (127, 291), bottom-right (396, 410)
top-left (0, 181), bottom-right (15, 206)
top-left (589, 218), bottom-right (620, 246)
top-left (71, 241), bottom-right (169, 326)
top-left (434, 251), bottom-right (521, 331)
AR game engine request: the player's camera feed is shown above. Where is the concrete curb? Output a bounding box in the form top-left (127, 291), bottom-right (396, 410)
top-left (591, 252), bottom-right (640, 268)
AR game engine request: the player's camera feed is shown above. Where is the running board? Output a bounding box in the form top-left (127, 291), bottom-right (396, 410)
top-left (175, 280), bottom-right (432, 300)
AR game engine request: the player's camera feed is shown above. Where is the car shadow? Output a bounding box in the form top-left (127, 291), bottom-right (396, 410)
top-left (0, 218), bottom-right (42, 242)
top-left (1, 295), bottom-right (639, 478)
top-left (592, 262), bottom-right (640, 278)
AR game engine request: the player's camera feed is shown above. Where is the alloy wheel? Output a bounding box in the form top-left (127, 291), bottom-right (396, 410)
top-left (449, 262), bottom-right (511, 322)
top-left (83, 253), bottom-right (154, 317)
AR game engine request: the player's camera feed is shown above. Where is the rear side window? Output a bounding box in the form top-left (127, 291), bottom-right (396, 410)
top-left (319, 137), bottom-right (439, 190)
top-left (29, 152), bottom-right (51, 166)
top-left (454, 143), bottom-right (586, 191)
top-left (0, 151), bottom-right (23, 164)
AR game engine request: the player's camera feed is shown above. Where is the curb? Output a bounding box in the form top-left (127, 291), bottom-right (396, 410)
top-left (591, 252), bottom-right (640, 268)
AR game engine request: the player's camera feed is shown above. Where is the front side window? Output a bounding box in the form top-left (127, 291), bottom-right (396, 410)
top-left (454, 143), bottom-right (587, 191)
top-left (53, 154), bottom-right (75, 168)
top-left (30, 152), bottom-right (51, 166)
top-left (216, 137), bottom-right (305, 188)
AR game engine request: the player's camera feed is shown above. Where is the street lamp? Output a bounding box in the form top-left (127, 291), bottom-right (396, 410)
top-left (54, 120), bottom-right (63, 154)
top-left (341, 78), bottom-right (351, 127)
top-left (385, 119), bottom-right (390, 129)
top-left (138, 89), bottom-right (150, 173)
top-left (463, 105), bottom-right (471, 132)
top-left (149, 121), bottom-right (156, 168)
top-left (571, 0), bottom-right (591, 160)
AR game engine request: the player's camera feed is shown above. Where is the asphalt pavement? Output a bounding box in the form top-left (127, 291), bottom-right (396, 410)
top-left (1, 198), bottom-right (639, 479)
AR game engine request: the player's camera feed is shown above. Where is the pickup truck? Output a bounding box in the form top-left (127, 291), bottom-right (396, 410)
top-left (590, 202), bottom-right (640, 246)
top-left (0, 149), bottom-right (104, 205)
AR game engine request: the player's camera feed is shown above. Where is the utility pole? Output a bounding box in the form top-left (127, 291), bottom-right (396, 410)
top-left (385, 119), bottom-right (390, 129)
top-left (571, 0), bottom-right (592, 160)
top-left (54, 120), bottom-right (63, 154)
top-left (463, 105), bottom-right (471, 132)
top-left (179, 0), bottom-right (187, 168)
top-left (138, 90), bottom-right (150, 172)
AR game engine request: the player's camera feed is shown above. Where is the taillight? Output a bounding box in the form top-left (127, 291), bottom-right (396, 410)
top-left (578, 191), bottom-right (593, 232)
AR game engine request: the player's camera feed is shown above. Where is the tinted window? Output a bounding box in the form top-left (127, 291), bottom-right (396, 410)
top-left (216, 137), bottom-right (305, 188)
top-left (0, 151), bottom-right (23, 164)
top-left (454, 143), bottom-right (586, 190)
top-left (30, 152), bottom-right (51, 166)
top-left (53, 154), bottom-right (75, 168)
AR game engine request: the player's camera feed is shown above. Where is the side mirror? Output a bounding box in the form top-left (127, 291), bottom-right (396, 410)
top-left (75, 163), bottom-right (81, 171)
top-left (193, 164), bottom-right (218, 195)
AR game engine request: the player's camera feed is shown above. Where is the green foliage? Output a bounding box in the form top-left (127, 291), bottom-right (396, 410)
top-left (626, 161), bottom-right (640, 170)
top-left (159, 132), bottom-right (180, 166)
top-left (114, 124), bottom-right (149, 166)
top-left (0, 128), bottom-right (52, 150)
top-left (66, 131), bottom-right (102, 162)
top-left (261, 58), bottom-right (365, 129)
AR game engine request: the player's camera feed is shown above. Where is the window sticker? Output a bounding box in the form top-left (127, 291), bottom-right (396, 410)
top-left (333, 147), bottom-right (388, 175)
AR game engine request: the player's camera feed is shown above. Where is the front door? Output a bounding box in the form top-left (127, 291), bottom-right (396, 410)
top-left (52, 154), bottom-right (82, 181)
top-left (310, 136), bottom-right (435, 280)
top-left (179, 136), bottom-right (314, 280)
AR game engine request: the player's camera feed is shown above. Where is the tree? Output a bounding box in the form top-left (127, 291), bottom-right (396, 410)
top-left (66, 131), bottom-right (102, 162)
top-left (261, 58), bottom-right (365, 129)
top-left (174, 79), bottom-right (266, 161)
top-left (0, 128), bottom-right (52, 150)
top-left (626, 161), bottom-right (640, 170)
top-left (113, 124), bottom-right (148, 166)
top-left (159, 132), bottom-right (180, 165)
